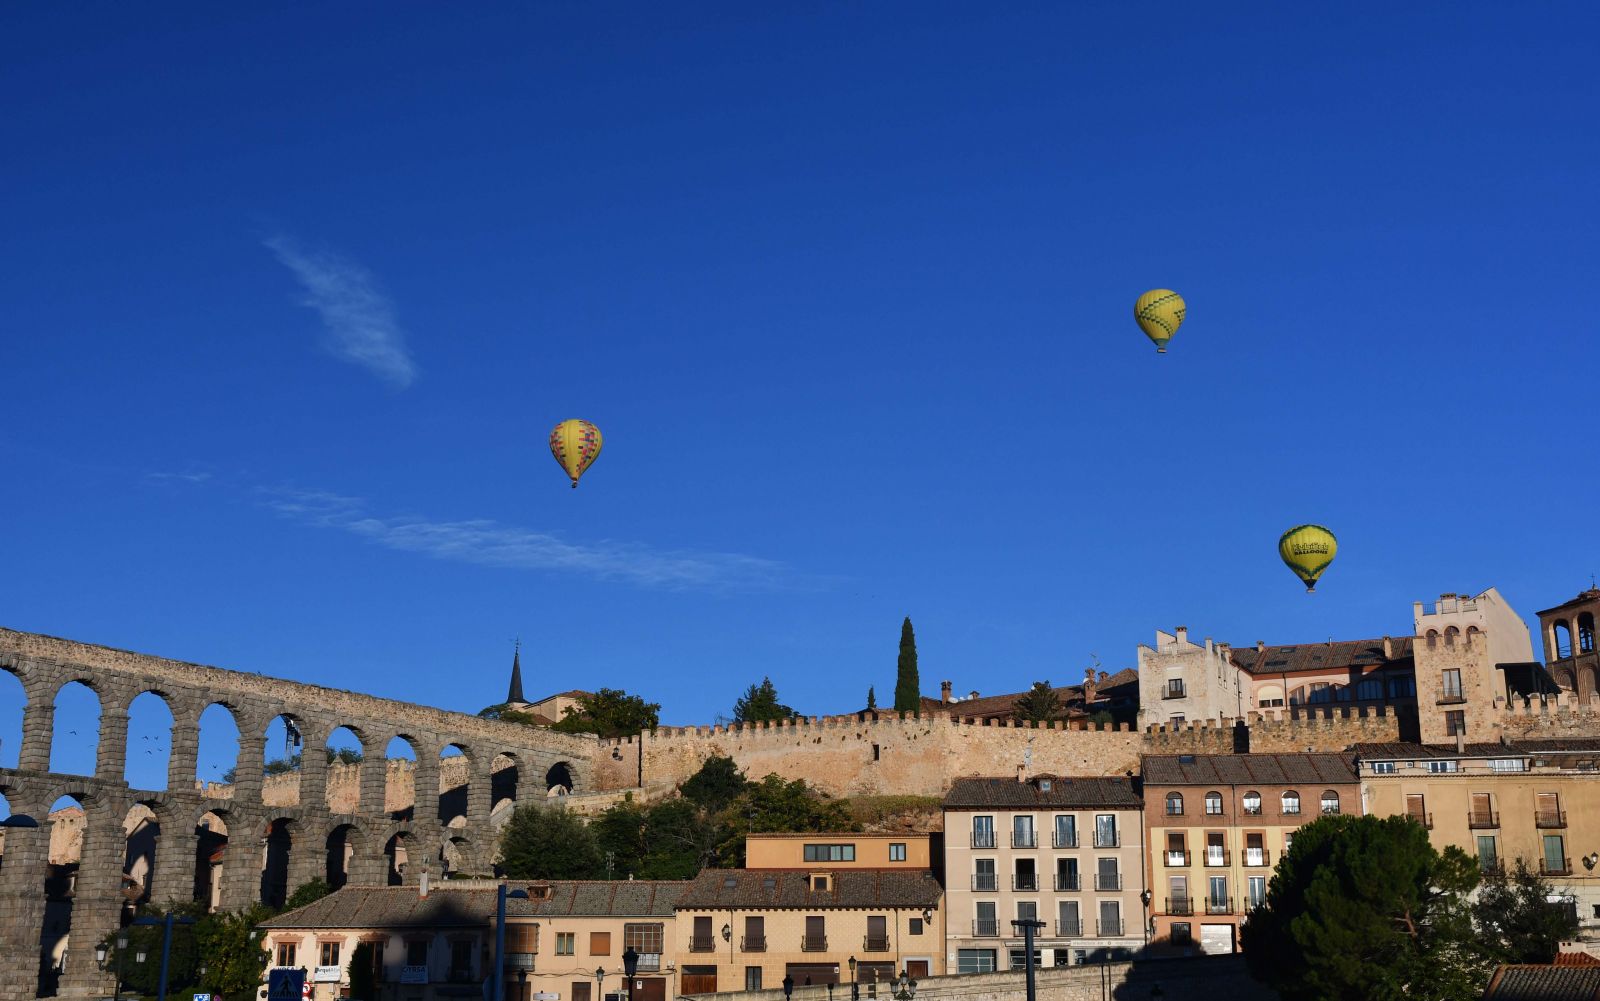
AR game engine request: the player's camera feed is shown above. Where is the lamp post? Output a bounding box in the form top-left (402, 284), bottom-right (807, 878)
top-left (622, 946), bottom-right (640, 1001)
top-left (894, 971), bottom-right (917, 1001)
top-left (1011, 919), bottom-right (1045, 1001)
top-left (1139, 889), bottom-right (1153, 944)
top-left (782, 974), bottom-right (794, 1001)
top-left (517, 967), bottom-right (530, 1001)
top-left (131, 913), bottom-right (196, 1001)
top-left (115, 935), bottom-right (128, 1001)
top-left (848, 956), bottom-right (858, 1001)
top-left (596, 966), bottom-right (607, 1001)
top-left (493, 883), bottom-right (531, 1001)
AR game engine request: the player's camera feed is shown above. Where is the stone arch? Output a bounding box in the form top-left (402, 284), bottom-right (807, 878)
top-left (439, 834), bottom-right (472, 878)
top-left (1554, 619), bottom-right (1574, 659)
top-left (1426, 629), bottom-right (1440, 649)
top-left (40, 792), bottom-right (91, 995)
top-left (1580, 613), bottom-right (1596, 654)
top-left (124, 691), bottom-right (174, 791)
top-left (121, 802), bottom-right (160, 910)
top-left (437, 743), bottom-right (472, 826)
top-left (48, 681), bottom-right (101, 777)
top-left (260, 817), bottom-right (294, 908)
top-left (544, 760), bottom-right (574, 795)
top-left (0, 665), bottom-right (24, 770)
top-left (325, 725), bottom-right (367, 813)
top-left (383, 829), bottom-right (415, 886)
top-left (491, 752), bottom-right (519, 812)
top-left (261, 713), bottom-right (306, 807)
top-left (385, 735), bottom-right (420, 821)
top-left (193, 808), bottom-right (230, 910)
top-left (1466, 625), bottom-right (1483, 648)
top-left (325, 822), bottom-right (365, 890)
top-left (196, 702), bottom-right (242, 788)
top-left (1444, 626), bottom-right (1460, 648)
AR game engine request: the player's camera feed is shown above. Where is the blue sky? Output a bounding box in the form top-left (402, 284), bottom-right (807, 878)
top-left (2, 2), bottom-right (1597, 793)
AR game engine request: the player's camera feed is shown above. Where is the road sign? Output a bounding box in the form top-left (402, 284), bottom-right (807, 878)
top-left (268, 967), bottom-right (306, 1000)
top-left (195, 995), bottom-right (212, 1001)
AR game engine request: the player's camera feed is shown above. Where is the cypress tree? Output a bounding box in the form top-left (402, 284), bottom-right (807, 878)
top-left (866, 686), bottom-right (877, 710)
top-left (894, 617), bottom-right (921, 712)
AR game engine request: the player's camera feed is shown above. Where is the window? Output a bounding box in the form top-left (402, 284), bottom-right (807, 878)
top-left (450, 940), bottom-right (473, 980)
top-left (1580, 614), bottom-right (1596, 654)
top-left (811, 874), bottom-right (830, 891)
top-left (974, 902), bottom-right (998, 937)
top-left (372, 942), bottom-right (385, 978)
top-left (1098, 900), bottom-right (1121, 937)
top-left (1247, 876), bottom-right (1266, 909)
top-left (972, 816), bottom-right (995, 848)
top-left (1008, 949), bottom-right (1043, 971)
top-left (1094, 814), bottom-right (1118, 848)
top-left (1165, 678), bottom-right (1186, 698)
top-left (1245, 833), bottom-right (1265, 867)
top-left (1283, 832), bottom-right (1294, 854)
top-left (1355, 677), bottom-right (1383, 700)
top-left (407, 940), bottom-right (430, 965)
top-left (1013, 815), bottom-right (1037, 848)
top-left (1477, 836), bottom-right (1498, 870)
top-left (804, 915), bottom-right (827, 951)
top-left (1170, 714), bottom-right (1186, 725)
top-left (1371, 761), bottom-right (1396, 774)
top-left (1054, 814), bottom-right (1077, 848)
top-left (1538, 792), bottom-right (1563, 827)
top-left (974, 858), bottom-right (997, 892)
top-left (1388, 676), bottom-right (1416, 699)
top-left (1470, 792), bottom-right (1495, 827)
top-left (1445, 711), bottom-right (1466, 736)
top-left (1544, 835), bottom-right (1567, 874)
top-left (1058, 900), bottom-right (1081, 936)
top-left (1205, 832), bottom-right (1226, 866)
top-left (555, 932), bottom-right (575, 955)
top-left (1165, 792), bottom-right (1184, 816)
top-left (1171, 922), bottom-right (1192, 945)
top-left (1428, 759), bottom-right (1460, 773)
top-left (908, 918), bottom-right (923, 935)
top-left (742, 916), bottom-right (764, 951)
top-left (1281, 791), bottom-right (1300, 815)
top-left (590, 932), bottom-right (611, 956)
top-left (276, 943), bottom-right (297, 968)
top-left (1208, 876), bottom-right (1229, 913)
top-left (889, 842), bottom-right (907, 862)
top-left (1441, 670), bottom-right (1463, 701)
top-left (1204, 791), bottom-right (1223, 815)
top-left (624, 924), bottom-right (663, 972)
top-left (745, 968), bottom-right (763, 992)
top-left (1242, 791), bottom-right (1262, 815)
top-left (572, 984), bottom-right (592, 1001)
top-left (1095, 857), bottom-right (1120, 891)
top-left (320, 942), bottom-right (341, 968)
top-left (803, 843), bottom-right (856, 862)
top-left (957, 950), bottom-right (996, 974)
top-left (1405, 793), bottom-right (1428, 826)
top-left (1490, 758), bottom-right (1527, 773)
top-left (1165, 831), bottom-right (1187, 866)
top-left (872, 744), bottom-right (881, 761)
top-left (1320, 790), bottom-right (1340, 815)
top-left (1308, 682), bottom-right (1331, 704)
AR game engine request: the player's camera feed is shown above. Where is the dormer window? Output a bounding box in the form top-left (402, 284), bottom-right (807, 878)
top-left (811, 874), bottom-right (831, 892)
top-left (1038, 779), bottom-right (1053, 792)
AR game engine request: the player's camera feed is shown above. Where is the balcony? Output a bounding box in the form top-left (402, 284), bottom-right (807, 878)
top-left (689, 936), bottom-right (716, 953)
top-left (1094, 833), bottom-right (1121, 849)
top-left (1012, 874), bottom-right (1040, 891)
top-left (1468, 811), bottom-right (1500, 829)
top-left (1204, 850), bottom-right (1231, 867)
top-left (504, 953), bottom-right (535, 971)
top-left (801, 935), bottom-right (828, 952)
top-left (741, 936), bottom-right (766, 953)
top-left (1536, 811), bottom-right (1568, 829)
top-left (1540, 857), bottom-right (1573, 877)
top-left (972, 920), bottom-right (1000, 938)
top-left (1012, 831), bottom-right (1039, 849)
top-left (863, 936), bottom-right (890, 953)
top-left (1097, 919), bottom-right (1123, 937)
top-left (1094, 873), bottom-right (1122, 891)
top-left (971, 873), bottom-right (998, 892)
top-left (1054, 874), bottom-right (1080, 891)
top-left (972, 832), bottom-right (997, 849)
top-left (1479, 858), bottom-right (1502, 875)
top-left (1244, 849), bottom-right (1270, 868)
top-left (1166, 897), bottom-right (1193, 916)
top-left (1056, 920), bottom-right (1081, 937)
top-left (1164, 850), bottom-right (1189, 867)
top-left (1407, 812), bottom-right (1433, 830)
top-left (1054, 832), bottom-right (1078, 849)
top-left (1205, 897), bottom-right (1234, 916)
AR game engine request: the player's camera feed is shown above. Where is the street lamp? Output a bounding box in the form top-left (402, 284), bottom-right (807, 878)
top-left (848, 956), bottom-right (858, 1001)
top-left (493, 883), bottom-right (531, 1001)
top-left (596, 966), bottom-right (607, 1000)
top-left (623, 945), bottom-right (640, 1001)
top-left (782, 974), bottom-right (794, 1001)
top-left (1011, 919), bottom-right (1045, 1001)
top-left (517, 967), bottom-right (530, 1001)
top-left (894, 971), bottom-right (917, 1001)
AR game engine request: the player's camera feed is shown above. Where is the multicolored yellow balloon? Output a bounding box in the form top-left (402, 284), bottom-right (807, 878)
top-left (1134, 289), bottom-right (1186, 353)
top-left (549, 419), bottom-right (603, 488)
top-left (1279, 524), bottom-right (1338, 592)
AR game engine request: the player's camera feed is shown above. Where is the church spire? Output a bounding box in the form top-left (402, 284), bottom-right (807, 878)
top-left (507, 640), bottom-right (526, 705)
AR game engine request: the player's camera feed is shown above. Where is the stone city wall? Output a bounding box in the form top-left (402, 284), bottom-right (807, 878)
top-left (1496, 693), bottom-right (1600, 741)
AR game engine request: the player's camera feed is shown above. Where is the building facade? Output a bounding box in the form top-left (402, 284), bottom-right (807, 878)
top-left (1141, 753), bottom-right (1359, 957)
top-left (1354, 739), bottom-right (1600, 940)
top-left (1538, 589), bottom-right (1600, 702)
top-left (1413, 588), bottom-right (1537, 744)
top-left (941, 775), bottom-right (1146, 971)
top-left (1138, 628), bottom-right (1246, 727)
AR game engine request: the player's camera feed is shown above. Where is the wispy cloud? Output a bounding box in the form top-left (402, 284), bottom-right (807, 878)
top-left (264, 236), bottom-right (417, 389)
top-left (145, 470), bottom-right (213, 484)
top-left (260, 487), bottom-right (809, 593)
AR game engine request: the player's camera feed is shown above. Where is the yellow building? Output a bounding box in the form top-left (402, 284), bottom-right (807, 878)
top-left (1354, 739), bottom-right (1600, 937)
top-left (505, 880), bottom-right (689, 1001)
top-left (745, 833), bottom-right (936, 872)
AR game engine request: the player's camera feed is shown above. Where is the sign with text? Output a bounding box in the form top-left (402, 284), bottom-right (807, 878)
top-left (400, 965), bottom-right (430, 984)
top-left (314, 964), bottom-right (343, 982)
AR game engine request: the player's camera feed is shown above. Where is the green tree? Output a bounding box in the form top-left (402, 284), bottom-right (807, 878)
top-left (99, 900), bottom-right (206, 997)
top-left (636, 798), bottom-right (724, 878)
top-left (550, 688), bottom-right (662, 739)
top-left (593, 799), bottom-right (649, 877)
top-left (718, 774), bottom-right (855, 866)
top-left (894, 617), bottom-right (921, 712)
top-left (499, 804), bottom-right (604, 879)
top-left (479, 703), bottom-right (546, 726)
top-left (733, 677), bottom-right (794, 723)
top-left (1012, 681), bottom-right (1061, 723)
top-left (1474, 859), bottom-right (1579, 963)
top-left (348, 941), bottom-right (377, 1000)
top-left (866, 686), bottom-right (877, 710)
top-left (195, 903), bottom-right (274, 1001)
top-left (1241, 814), bottom-right (1487, 1001)
top-left (286, 877), bottom-right (333, 910)
top-left (679, 755), bottom-right (748, 813)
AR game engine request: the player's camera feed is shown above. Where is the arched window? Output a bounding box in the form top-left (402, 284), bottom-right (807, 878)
top-left (1243, 791), bottom-right (1262, 816)
top-left (1466, 625), bottom-right (1482, 648)
top-left (1320, 790), bottom-right (1341, 815)
top-left (1579, 614), bottom-right (1596, 654)
top-left (1355, 677), bottom-right (1383, 701)
top-left (1444, 626), bottom-right (1460, 648)
top-left (1426, 630), bottom-right (1440, 649)
top-left (1554, 621), bottom-right (1574, 659)
top-left (1288, 687), bottom-right (1306, 706)
top-left (1165, 792), bottom-right (1184, 816)
top-left (1205, 791), bottom-right (1224, 815)
top-left (1281, 791), bottom-right (1301, 815)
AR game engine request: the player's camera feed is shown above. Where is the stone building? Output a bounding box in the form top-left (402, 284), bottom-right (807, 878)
top-left (1141, 752), bottom-right (1359, 957)
top-left (1538, 588), bottom-right (1600, 702)
top-left (1412, 588), bottom-right (1538, 744)
top-left (941, 775), bottom-right (1146, 972)
top-left (1137, 628), bottom-right (1245, 727)
top-left (1353, 738), bottom-right (1600, 940)
top-left (1229, 636), bottom-right (1418, 737)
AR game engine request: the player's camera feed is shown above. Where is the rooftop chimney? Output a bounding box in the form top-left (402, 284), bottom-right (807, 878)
top-left (969, 690), bottom-right (980, 701)
top-left (1382, 636), bottom-right (1394, 660)
top-left (1097, 671), bottom-right (1108, 684)
top-left (1175, 626), bottom-right (1189, 645)
top-left (941, 680), bottom-right (953, 704)
top-left (1257, 641), bottom-right (1266, 653)
top-left (1455, 730), bottom-right (1466, 753)
top-left (419, 870), bottom-right (430, 899)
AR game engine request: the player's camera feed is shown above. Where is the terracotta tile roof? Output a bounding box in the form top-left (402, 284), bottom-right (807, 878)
top-left (1555, 953), bottom-right (1600, 967)
top-left (1351, 740), bottom-right (1600, 760)
top-left (516, 880), bottom-right (688, 917)
top-left (1483, 964), bottom-right (1600, 999)
top-left (262, 881), bottom-right (690, 929)
top-left (910, 669), bottom-right (1138, 719)
top-left (677, 869), bottom-right (941, 910)
top-left (1229, 637), bottom-right (1413, 676)
top-left (943, 776), bottom-right (1141, 810)
top-left (1537, 589), bottom-right (1600, 617)
top-left (1141, 753), bottom-right (1357, 787)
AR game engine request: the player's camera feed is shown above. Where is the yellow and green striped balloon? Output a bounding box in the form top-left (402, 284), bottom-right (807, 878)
top-left (1134, 289), bottom-right (1186, 353)
top-left (549, 419), bottom-right (603, 488)
top-left (1279, 524), bottom-right (1338, 592)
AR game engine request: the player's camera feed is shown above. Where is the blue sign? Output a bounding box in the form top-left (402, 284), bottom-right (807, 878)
top-left (268, 967), bottom-right (307, 1000)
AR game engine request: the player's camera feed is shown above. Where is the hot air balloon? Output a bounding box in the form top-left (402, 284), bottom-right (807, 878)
top-left (1279, 524), bottom-right (1338, 592)
top-left (549, 419), bottom-right (603, 488)
top-left (1134, 289), bottom-right (1186, 353)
